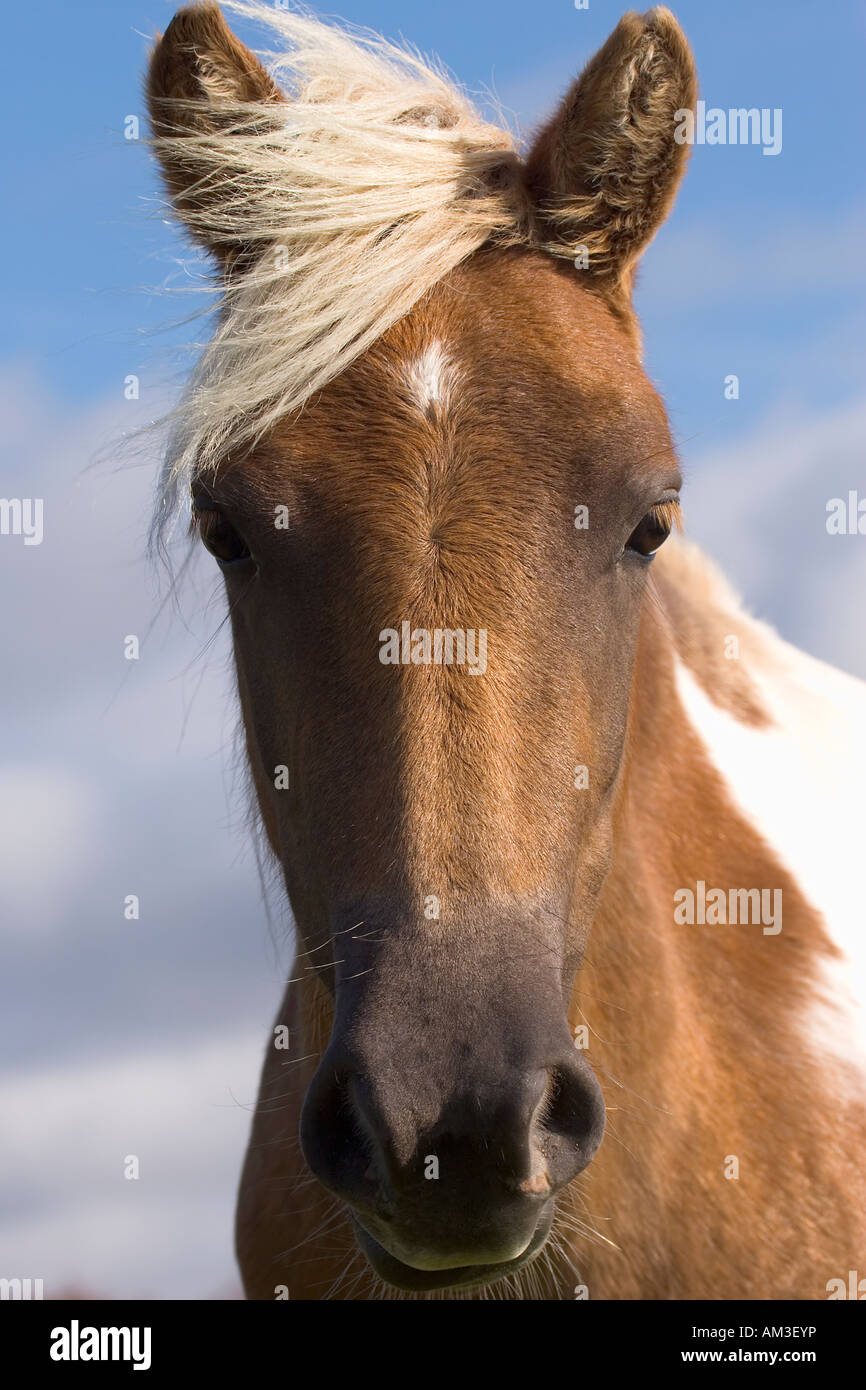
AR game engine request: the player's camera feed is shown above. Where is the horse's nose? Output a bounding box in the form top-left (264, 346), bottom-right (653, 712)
top-left (299, 1044), bottom-right (605, 1272)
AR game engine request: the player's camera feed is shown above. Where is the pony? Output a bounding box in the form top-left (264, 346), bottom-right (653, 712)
top-left (145, 1), bottom-right (866, 1298)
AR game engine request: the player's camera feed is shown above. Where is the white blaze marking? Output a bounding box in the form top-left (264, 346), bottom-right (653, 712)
top-left (403, 341), bottom-right (454, 414)
top-left (673, 645), bottom-right (866, 1076)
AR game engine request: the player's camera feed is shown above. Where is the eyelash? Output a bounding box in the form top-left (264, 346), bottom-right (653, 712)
top-left (625, 497), bottom-right (682, 559)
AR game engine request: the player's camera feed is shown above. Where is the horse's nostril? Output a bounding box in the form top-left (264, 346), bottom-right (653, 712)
top-left (536, 1054), bottom-right (606, 1183)
top-left (300, 1062), bottom-right (384, 1209)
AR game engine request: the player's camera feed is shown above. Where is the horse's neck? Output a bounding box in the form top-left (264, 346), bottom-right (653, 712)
top-left (595, 536), bottom-right (866, 1077)
top-left (572, 540), bottom-right (866, 1295)
top-left (617, 537), bottom-right (866, 1066)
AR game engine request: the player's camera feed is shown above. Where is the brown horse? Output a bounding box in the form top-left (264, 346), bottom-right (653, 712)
top-left (146, 2), bottom-right (866, 1298)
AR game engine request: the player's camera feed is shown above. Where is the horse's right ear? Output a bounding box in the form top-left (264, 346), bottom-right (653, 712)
top-left (524, 6), bottom-right (696, 318)
top-left (147, 2), bottom-right (284, 265)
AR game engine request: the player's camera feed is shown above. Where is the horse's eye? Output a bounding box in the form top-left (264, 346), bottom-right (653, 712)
top-left (195, 506), bottom-right (251, 566)
top-left (625, 499), bottom-right (680, 559)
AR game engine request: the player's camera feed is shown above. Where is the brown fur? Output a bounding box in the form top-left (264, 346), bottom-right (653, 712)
top-left (236, 523), bottom-right (865, 1298)
top-left (651, 541), bottom-right (772, 725)
top-left (227, 251), bottom-right (865, 1298)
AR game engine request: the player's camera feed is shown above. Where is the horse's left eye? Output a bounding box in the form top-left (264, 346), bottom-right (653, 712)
top-left (625, 500), bottom-right (680, 558)
top-left (195, 506), bottom-right (252, 566)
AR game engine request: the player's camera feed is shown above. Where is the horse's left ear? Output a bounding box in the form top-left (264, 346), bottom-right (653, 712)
top-left (524, 6), bottom-right (696, 314)
top-left (147, 3), bottom-right (285, 266)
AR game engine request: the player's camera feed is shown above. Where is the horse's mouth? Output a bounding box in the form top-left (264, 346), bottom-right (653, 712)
top-left (352, 1202), bottom-right (554, 1293)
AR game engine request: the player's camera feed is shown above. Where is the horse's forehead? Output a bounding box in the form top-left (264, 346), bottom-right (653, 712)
top-left (376, 251), bottom-right (643, 399)
top-left (278, 261), bottom-right (648, 455)
top-left (255, 253), bottom-right (667, 535)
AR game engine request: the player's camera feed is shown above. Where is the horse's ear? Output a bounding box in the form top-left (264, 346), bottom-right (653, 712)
top-left (147, 2), bottom-right (284, 265)
top-left (524, 6), bottom-right (696, 313)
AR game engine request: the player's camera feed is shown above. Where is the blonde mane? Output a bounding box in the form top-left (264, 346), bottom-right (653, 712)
top-left (151, 1), bottom-right (536, 538)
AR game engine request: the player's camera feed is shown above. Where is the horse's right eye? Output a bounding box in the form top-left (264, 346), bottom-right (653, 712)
top-left (625, 497), bottom-right (681, 559)
top-left (195, 506), bottom-right (252, 567)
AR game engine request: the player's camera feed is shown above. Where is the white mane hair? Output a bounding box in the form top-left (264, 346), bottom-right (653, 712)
top-left (150, 0), bottom-right (537, 542)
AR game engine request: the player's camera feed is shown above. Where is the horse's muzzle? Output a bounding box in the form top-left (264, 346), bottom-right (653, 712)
top-left (299, 1035), bottom-right (605, 1288)
top-left (352, 1201), bottom-right (557, 1291)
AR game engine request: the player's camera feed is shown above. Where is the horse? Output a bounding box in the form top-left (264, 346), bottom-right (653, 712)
top-left (146, 1), bottom-right (866, 1298)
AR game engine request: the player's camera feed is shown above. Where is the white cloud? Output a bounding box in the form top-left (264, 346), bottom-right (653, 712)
top-left (0, 1029), bottom-right (265, 1298)
top-left (0, 369), bottom-right (284, 1298)
top-left (684, 395), bottom-right (866, 678)
top-left (0, 767), bottom-right (102, 930)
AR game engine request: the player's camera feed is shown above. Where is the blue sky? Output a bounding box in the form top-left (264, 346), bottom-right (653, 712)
top-left (1, 1), bottom-right (864, 1298)
top-left (3, 0), bottom-right (866, 435)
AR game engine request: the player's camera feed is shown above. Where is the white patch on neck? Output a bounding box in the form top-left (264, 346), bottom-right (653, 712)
top-left (403, 341), bottom-right (456, 415)
top-left (673, 646), bottom-right (866, 1080)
